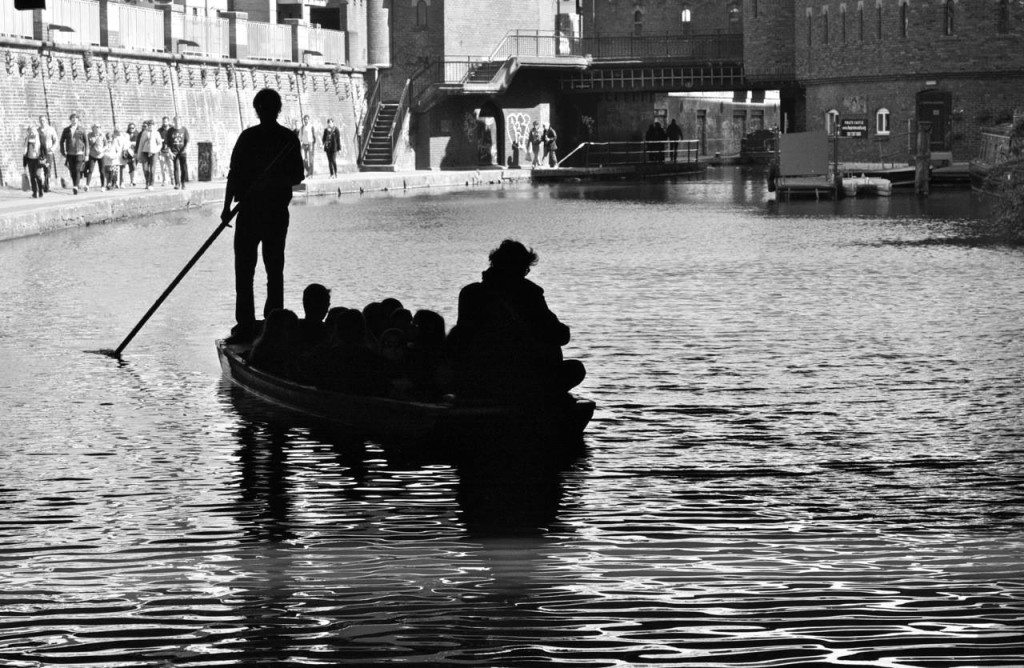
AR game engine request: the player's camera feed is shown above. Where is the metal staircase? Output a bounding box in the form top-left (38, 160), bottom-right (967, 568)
top-left (361, 103), bottom-right (399, 170)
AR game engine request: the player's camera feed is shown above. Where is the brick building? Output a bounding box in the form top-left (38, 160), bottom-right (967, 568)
top-left (776, 0), bottom-right (1024, 161)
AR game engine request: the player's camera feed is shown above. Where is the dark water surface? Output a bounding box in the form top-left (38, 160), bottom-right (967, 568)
top-left (1, 168), bottom-right (1022, 666)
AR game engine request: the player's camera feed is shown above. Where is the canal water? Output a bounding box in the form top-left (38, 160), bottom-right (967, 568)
top-left (1, 168), bottom-right (1022, 666)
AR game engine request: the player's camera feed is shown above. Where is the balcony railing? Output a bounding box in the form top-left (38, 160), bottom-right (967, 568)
top-left (47, 0), bottom-right (101, 46)
top-left (306, 25), bottom-right (346, 65)
top-left (0, 2), bottom-right (34, 39)
top-left (489, 30), bottom-right (743, 62)
top-left (246, 20), bottom-right (293, 62)
top-left (181, 14), bottom-right (230, 58)
top-left (115, 2), bottom-right (164, 52)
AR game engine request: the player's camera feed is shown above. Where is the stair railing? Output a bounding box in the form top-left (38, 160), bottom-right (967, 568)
top-left (358, 76), bottom-right (382, 167)
top-left (386, 79), bottom-right (412, 166)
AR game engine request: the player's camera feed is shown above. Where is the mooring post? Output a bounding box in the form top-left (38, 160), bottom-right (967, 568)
top-left (915, 121), bottom-right (931, 197)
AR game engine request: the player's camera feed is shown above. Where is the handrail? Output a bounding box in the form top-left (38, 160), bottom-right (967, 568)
top-left (557, 140), bottom-right (700, 168)
top-left (358, 76), bottom-right (381, 166)
top-left (387, 78), bottom-right (411, 161)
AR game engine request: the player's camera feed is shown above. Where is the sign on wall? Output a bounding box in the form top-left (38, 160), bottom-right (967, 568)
top-left (838, 118), bottom-right (868, 138)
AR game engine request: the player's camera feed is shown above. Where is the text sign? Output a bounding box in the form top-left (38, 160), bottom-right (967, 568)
top-left (839, 118), bottom-right (868, 138)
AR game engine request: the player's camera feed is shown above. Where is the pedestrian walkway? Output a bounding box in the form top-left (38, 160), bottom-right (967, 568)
top-left (0, 168), bottom-right (532, 243)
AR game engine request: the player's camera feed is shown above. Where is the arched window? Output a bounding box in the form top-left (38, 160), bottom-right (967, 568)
top-left (681, 7), bottom-right (691, 23)
top-left (841, 6), bottom-right (847, 42)
top-left (876, 3), bottom-right (883, 40)
top-left (998, 0), bottom-right (1011, 33)
top-left (859, 3), bottom-right (865, 40)
top-left (899, 1), bottom-right (908, 37)
top-left (826, 109), bottom-right (840, 134)
top-left (728, 1), bottom-right (742, 33)
top-left (634, 9), bottom-right (643, 35)
top-left (822, 9), bottom-right (830, 44)
top-left (808, 12), bottom-right (814, 46)
top-left (944, 0), bottom-right (955, 35)
top-left (753, 0), bottom-right (758, 18)
top-left (415, 0), bottom-right (428, 28)
top-left (876, 107), bottom-right (891, 135)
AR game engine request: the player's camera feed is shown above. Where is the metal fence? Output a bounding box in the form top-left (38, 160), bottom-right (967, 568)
top-left (180, 14), bottom-right (229, 57)
top-left (246, 20), bottom-right (292, 62)
top-left (0, 2), bottom-right (35, 39)
top-left (489, 30), bottom-right (743, 62)
top-left (115, 2), bottom-right (163, 53)
top-left (47, 0), bottom-right (101, 46)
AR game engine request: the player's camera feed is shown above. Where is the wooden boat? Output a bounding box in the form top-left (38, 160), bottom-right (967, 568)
top-left (216, 339), bottom-right (596, 448)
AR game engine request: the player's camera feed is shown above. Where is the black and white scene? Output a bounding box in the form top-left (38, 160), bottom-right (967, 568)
top-left (1, 0), bottom-right (1022, 665)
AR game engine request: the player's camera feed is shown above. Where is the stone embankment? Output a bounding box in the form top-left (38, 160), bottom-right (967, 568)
top-left (0, 169), bottom-right (533, 243)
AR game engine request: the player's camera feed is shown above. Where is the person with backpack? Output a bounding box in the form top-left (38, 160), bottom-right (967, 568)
top-left (542, 124), bottom-right (558, 167)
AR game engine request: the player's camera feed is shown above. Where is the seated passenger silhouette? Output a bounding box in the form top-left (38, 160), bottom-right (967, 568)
top-left (296, 283), bottom-right (330, 349)
top-left (249, 308), bottom-right (299, 378)
top-left (407, 309), bottom-right (450, 401)
top-left (449, 239), bottom-right (585, 402)
top-left (319, 308), bottom-right (390, 396)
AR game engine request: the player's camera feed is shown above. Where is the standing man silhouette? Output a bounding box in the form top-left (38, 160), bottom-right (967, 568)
top-left (224, 89), bottom-right (305, 342)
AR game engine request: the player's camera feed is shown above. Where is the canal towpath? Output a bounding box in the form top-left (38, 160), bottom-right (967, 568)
top-left (0, 168), bottom-right (532, 243)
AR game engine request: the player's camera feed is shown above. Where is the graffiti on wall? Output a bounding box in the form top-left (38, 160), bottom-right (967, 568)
top-left (506, 112), bottom-right (532, 145)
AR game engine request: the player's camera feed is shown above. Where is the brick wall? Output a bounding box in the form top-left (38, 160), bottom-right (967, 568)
top-left (743, 0), bottom-right (795, 81)
top-left (582, 0), bottom-right (736, 36)
top-left (443, 0), bottom-right (554, 56)
top-left (0, 44), bottom-right (366, 186)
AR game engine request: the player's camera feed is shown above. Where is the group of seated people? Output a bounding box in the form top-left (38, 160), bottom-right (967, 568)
top-left (247, 239), bottom-right (586, 404)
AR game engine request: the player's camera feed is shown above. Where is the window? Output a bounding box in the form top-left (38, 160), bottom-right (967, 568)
top-left (634, 9), bottom-right (643, 35)
top-left (415, 0), bottom-right (428, 28)
top-left (899, 1), bottom-right (908, 37)
top-left (876, 108), bottom-right (891, 135)
top-left (944, 0), bottom-right (955, 35)
top-left (877, 4), bottom-right (883, 40)
top-left (998, 0), bottom-right (1011, 33)
top-left (681, 7), bottom-right (691, 23)
top-left (728, 1), bottom-right (742, 33)
top-left (859, 4), bottom-right (865, 40)
top-left (826, 109), bottom-right (840, 134)
top-left (841, 6), bottom-right (847, 42)
top-left (753, 0), bottom-right (758, 18)
top-left (808, 13), bottom-right (813, 46)
top-left (822, 10), bottom-right (830, 44)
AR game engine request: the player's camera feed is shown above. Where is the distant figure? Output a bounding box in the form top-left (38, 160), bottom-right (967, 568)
top-left (169, 116), bottom-right (190, 189)
top-left (23, 126), bottom-right (44, 198)
top-left (322, 118), bottom-right (341, 177)
top-left (249, 308), bottom-right (299, 377)
top-left (450, 239), bottom-right (585, 402)
top-left (224, 88), bottom-right (305, 342)
top-left (101, 131), bottom-right (118, 189)
top-left (528, 121), bottom-right (542, 167)
top-left (59, 113), bottom-right (87, 195)
top-left (124, 122), bottom-right (139, 187)
top-left (296, 283), bottom-right (331, 348)
top-left (666, 119), bottom-right (683, 162)
top-left (299, 115), bottom-right (317, 177)
top-left (37, 115), bottom-right (58, 192)
top-left (136, 120), bottom-right (163, 190)
top-left (110, 128), bottom-right (130, 188)
top-left (652, 121), bottom-right (667, 162)
top-left (85, 124), bottom-right (106, 191)
top-left (157, 116), bottom-right (173, 186)
top-left (542, 124), bottom-right (558, 167)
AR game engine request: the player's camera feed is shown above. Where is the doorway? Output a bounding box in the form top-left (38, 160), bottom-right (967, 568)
top-left (477, 101), bottom-right (506, 166)
top-left (916, 89), bottom-right (952, 152)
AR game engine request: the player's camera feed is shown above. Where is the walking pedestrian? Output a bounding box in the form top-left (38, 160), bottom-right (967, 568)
top-left (299, 115), bottom-right (317, 177)
top-left (543, 124), bottom-right (558, 167)
top-left (137, 120), bottom-right (163, 190)
top-left (23, 126), bottom-right (44, 198)
top-left (84, 124), bottom-right (106, 190)
top-left (37, 115), bottom-right (58, 192)
top-left (169, 116), bottom-right (190, 189)
top-left (322, 118), bottom-right (340, 177)
top-left (528, 121), bottom-right (542, 167)
top-left (102, 131), bottom-right (121, 188)
top-left (223, 88), bottom-right (305, 342)
top-left (157, 116), bottom-right (173, 186)
top-left (666, 118), bottom-right (683, 162)
top-left (59, 113), bottom-right (87, 194)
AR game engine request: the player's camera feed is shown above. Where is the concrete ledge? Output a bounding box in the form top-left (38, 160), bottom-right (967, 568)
top-left (0, 169), bottom-right (533, 243)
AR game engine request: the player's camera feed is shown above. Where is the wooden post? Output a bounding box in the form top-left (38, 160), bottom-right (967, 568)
top-left (915, 121), bottom-right (931, 197)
